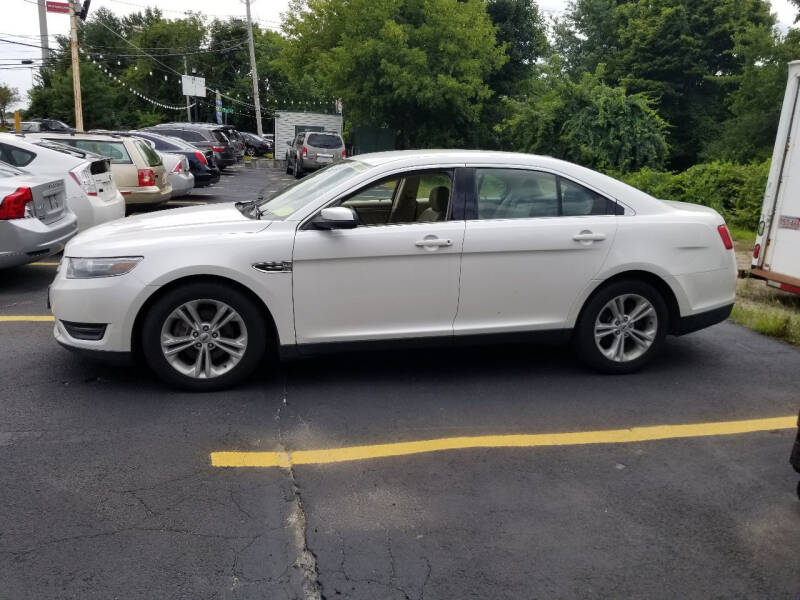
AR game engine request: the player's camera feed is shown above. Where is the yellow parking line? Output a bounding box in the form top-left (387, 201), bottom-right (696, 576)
top-left (29, 261), bottom-right (59, 266)
top-left (211, 415), bottom-right (797, 468)
top-left (0, 315), bottom-right (54, 322)
top-left (167, 200), bottom-right (208, 205)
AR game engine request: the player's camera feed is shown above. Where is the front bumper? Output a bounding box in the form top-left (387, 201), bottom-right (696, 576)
top-left (50, 263), bottom-right (153, 353)
top-left (0, 213), bottom-right (78, 269)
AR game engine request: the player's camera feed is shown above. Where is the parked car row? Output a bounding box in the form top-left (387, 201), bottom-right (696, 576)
top-left (1, 121), bottom-right (270, 269)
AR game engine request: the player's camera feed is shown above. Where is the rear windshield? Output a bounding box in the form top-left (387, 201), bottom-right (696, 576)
top-left (307, 133), bottom-right (343, 149)
top-left (63, 139), bottom-right (132, 164)
top-left (135, 140), bottom-right (163, 167)
top-left (212, 130), bottom-right (229, 144)
top-left (134, 134), bottom-right (181, 151)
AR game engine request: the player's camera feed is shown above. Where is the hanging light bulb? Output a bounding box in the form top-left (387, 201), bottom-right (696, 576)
top-left (117, 60), bottom-right (121, 66)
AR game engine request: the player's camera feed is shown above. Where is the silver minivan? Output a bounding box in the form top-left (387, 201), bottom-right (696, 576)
top-left (285, 131), bottom-right (345, 178)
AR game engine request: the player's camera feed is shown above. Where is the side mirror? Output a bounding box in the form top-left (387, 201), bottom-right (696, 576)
top-left (286, 140), bottom-right (292, 146)
top-left (312, 207), bottom-right (358, 230)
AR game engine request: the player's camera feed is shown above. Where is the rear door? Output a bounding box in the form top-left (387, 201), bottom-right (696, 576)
top-left (454, 167), bottom-right (619, 335)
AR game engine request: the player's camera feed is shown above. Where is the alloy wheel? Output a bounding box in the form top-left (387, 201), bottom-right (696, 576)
top-left (593, 293), bottom-right (658, 363)
top-left (159, 299), bottom-right (248, 379)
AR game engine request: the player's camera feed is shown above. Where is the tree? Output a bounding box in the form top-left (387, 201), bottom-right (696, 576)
top-left (0, 85), bottom-right (20, 126)
top-left (281, 0), bottom-right (507, 148)
top-left (553, 0), bottom-right (775, 169)
top-left (704, 27), bottom-right (800, 163)
top-left (497, 62), bottom-right (669, 173)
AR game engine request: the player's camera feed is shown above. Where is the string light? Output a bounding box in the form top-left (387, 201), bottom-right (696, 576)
top-left (89, 59), bottom-right (193, 111)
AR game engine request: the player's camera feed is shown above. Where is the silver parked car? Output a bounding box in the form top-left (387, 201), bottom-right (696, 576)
top-left (0, 162), bottom-right (77, 268)
top-left (285, 131), bottom-right (345, 178)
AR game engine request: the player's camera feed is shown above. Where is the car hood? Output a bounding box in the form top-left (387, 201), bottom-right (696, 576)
top-left (66, 202), bottom-right (272, 256)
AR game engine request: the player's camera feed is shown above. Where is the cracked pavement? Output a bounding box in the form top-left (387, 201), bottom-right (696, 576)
top-left (1, 165), bottom-right (799, 598)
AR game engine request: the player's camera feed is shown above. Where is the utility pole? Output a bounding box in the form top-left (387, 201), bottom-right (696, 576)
top-left (69, 0), bottom-right (83, 131)
top-left (243, 0), bottom-right (263, 136)
top-left (37, 0), bottom-right (50, 62)
top-left (183, 55), bottom-right (191, 122)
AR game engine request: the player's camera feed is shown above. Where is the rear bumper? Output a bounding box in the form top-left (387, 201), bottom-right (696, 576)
top-left (120, 185), bottom-right (172, 206)
top-left (671, 303), bottom-right (734, 336)
top-left (191, 169), bottom-right (219, 187)
top-left (0, 213), bottom-right (78, 269)
top-left (168, 172), bottom-right (194, 196)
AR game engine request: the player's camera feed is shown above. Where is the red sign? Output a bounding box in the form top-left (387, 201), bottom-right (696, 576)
top-left (46, 1), bottom-right (70, 13)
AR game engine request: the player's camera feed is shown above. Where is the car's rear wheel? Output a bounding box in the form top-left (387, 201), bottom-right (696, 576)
top-left (246, 145), bottom-right (256, 157)
top-left (293, 155), bottom-right (303, 179)
top-left (573, 279), bottom-right (668, 374)
top-left (285, 154), bottom-right (292, 174)
top-left (141, 282), bottom-right (268, 391)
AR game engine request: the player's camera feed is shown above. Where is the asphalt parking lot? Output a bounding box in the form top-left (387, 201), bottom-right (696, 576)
top-left (1, 162), bottom-right (799, 600)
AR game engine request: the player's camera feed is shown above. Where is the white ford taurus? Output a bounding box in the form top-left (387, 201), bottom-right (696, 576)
top-left (49, 150), bottom-right (737, 390)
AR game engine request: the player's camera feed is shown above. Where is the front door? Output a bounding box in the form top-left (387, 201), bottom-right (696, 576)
top-left (454, 167), bottom-right (619, 335)
top-left (292, 170), bottom-right (465, 345)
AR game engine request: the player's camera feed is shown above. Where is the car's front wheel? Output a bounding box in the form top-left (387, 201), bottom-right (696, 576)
top-left (573, 279), bottom-right (668, 374)
top-left (246, 145), bottom-right (256, 157)
top-left (141, 282), bottom-right (268, 391)
top-left (293, 155), bottom-right (303, 179)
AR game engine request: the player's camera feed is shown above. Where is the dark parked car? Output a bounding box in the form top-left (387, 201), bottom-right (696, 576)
top-left (144, 123), bottom-right (237, 168)
top-left (21, 119), bottom-right (75, 133)
top-left (126, 131), bottom-right (220, 187)
top-left (214, 125), bottom-right (246, 160)
top-left (240, 131), bottom-right (270, 156)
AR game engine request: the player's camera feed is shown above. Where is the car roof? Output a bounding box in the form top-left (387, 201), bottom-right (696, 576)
top-left (0, 132), bottom-right (94, 160)
top-left (29, 132), bottom-right (131, 142)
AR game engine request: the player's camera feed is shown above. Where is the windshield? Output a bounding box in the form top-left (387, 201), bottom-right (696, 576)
top-left (255, 160), bottom-right (370, 220)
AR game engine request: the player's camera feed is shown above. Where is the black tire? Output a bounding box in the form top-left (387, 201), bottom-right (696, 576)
top-left (573, 279), bottom-right (668, 374)
top-left (141, 282), bottom-right (269, 391)
top-left (285, 154), bottom-right (292, 174)
top-left (246, 145), bottom-right (256, 157)
top-left (293, 155), bottom-right (303, 179)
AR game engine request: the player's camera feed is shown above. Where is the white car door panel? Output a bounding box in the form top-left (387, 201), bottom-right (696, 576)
top-left (293, 221), bottom-right (466, 344)
top-left (455, 217), bottom-right (616, 334)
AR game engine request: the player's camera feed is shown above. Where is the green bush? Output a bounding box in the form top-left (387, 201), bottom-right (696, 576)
top-left (618, 160), bottom-right (770, 230)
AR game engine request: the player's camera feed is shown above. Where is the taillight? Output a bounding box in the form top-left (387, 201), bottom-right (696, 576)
top-left (341, 148), bottom-right (346, 158)
top-left (194, 151), bottom-right (207, 165)
top-left (172, 161), bottom-right (182, 173)
top-left (69, 164), bottom-right (98, 196)
top-left (717, 224), bottom-right (733, 250)
top-left (753, 243), bottom-right (760, 259)
top-left (302, 146), bottom-right (308, 157)
top-left (210, 145), bottom-right (224, 153)
top-left (138, 169), bottom-right (155, 187)
top-left (0, 187), bottom-right (34, 220)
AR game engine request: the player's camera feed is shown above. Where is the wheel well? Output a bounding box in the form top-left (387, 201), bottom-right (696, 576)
top-left (580, 270), bottom-right (681, 333)
top-left (130, 275), bottom-right (279, 361)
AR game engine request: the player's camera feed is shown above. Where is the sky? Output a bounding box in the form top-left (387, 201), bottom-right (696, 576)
top-left (3, 0), bottom-right (798, 111)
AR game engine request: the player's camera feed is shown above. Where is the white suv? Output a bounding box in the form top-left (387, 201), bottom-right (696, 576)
top-left (49, 151), bottom-right (737, 390)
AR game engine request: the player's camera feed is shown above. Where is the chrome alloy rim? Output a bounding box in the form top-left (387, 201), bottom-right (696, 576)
top-left (160, 299), bottom-right (248, 379)
top-left (594, 294), bottom-right (658, 363)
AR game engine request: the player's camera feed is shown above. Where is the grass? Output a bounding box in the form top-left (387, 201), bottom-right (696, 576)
top-left (731, 277), bottom-right (800, 345)
top-left (729, 226), bottom-right (756, 245)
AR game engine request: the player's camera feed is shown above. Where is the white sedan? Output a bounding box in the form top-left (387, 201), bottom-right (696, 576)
top-left (49, 151), bottom-right (737, 390)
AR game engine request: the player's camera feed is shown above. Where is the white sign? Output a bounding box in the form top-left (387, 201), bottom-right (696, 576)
top-left (181, 75), bottom-right (206, 98)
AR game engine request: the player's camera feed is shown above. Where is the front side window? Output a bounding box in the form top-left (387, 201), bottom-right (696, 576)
top-left (338, 171), bottom-right (453, 226)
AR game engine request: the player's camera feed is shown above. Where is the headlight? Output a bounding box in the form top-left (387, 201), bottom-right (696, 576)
top-left (66, 257), bottom-right (142, 279)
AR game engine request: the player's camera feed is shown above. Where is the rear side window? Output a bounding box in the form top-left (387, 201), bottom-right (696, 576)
top-left (307, 134), bottom-right (343, 149)
top-left (58, 139), bottom-right (132, 164)
top-left (212, 131), bottom-right (229, 144)
top-left (0, 143), bottom-right (36, 167)
top-left (560, 178), bottom-right (622, 216)
top-left (476, 169), bottom-right (559, 219)
top-left (135, 140), bottom-right (163, 167)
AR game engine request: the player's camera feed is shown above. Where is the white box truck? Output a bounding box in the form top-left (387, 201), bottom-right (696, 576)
top-left (751, 61), bottom-right (800, 295)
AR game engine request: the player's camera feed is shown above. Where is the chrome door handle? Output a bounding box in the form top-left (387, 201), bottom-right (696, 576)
top-left (415, 238), bottom-right (453, 247)
top-left (572, 232), bottom-right (607, 242)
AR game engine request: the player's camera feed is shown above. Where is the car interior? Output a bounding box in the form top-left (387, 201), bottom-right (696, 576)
top-left (339, 172), bottom-right (453, 226)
